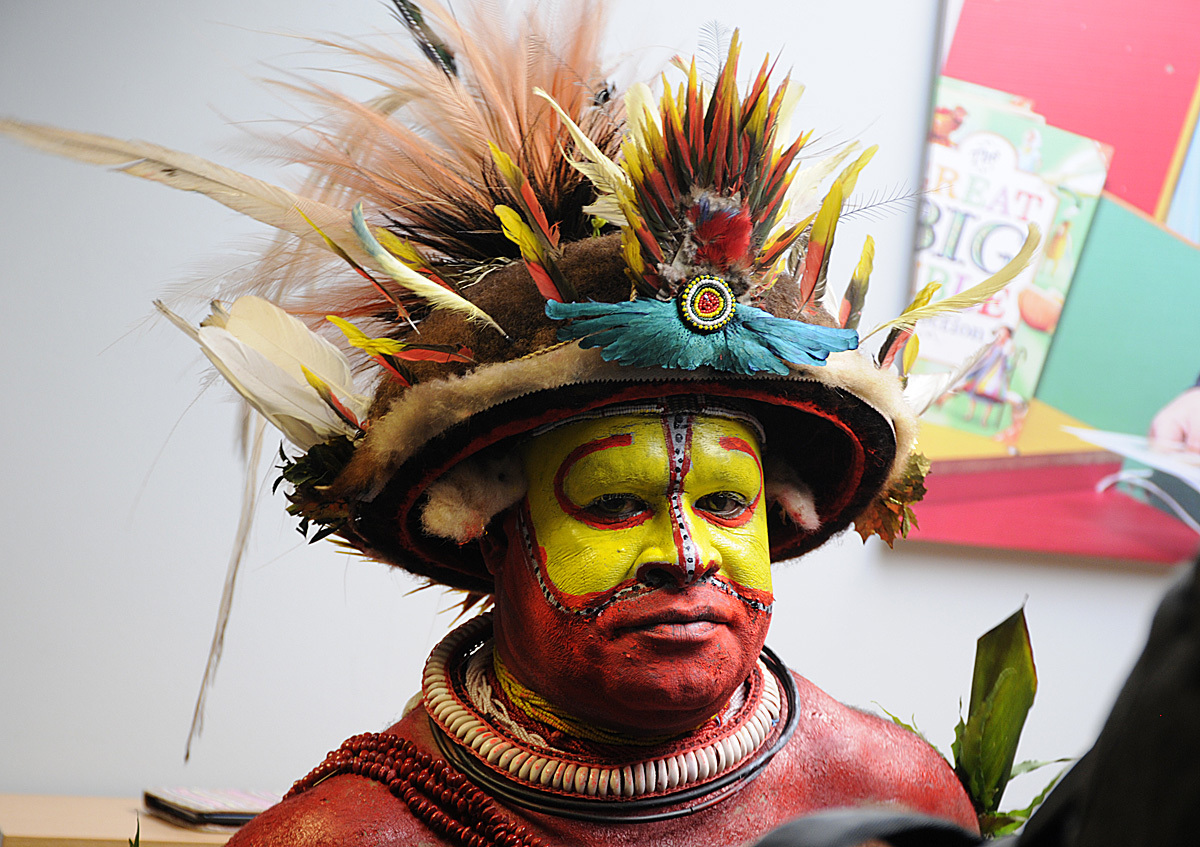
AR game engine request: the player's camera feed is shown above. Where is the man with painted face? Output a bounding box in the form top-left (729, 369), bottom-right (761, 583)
top-left (230, 392), bottom-right (977, 846)
top-left (211, 7), bottom-right (992, 841)
top-left (3, 3), bottom-right (1001, 844)
top-left (496, 405), bottom-right (774, 739)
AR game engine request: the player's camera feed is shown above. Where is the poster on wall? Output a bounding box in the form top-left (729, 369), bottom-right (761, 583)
top-left (912, 195), bottom-right (1200, 563)
top-left (906, 0), bottom-right (1200, 563)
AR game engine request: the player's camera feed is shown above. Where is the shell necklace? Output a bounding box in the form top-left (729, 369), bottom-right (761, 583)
top-left (422, 613), bottom-right (796, 819)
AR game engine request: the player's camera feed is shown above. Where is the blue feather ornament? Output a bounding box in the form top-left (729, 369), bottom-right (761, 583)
top-left (546, 298), bottom-right (858, 375)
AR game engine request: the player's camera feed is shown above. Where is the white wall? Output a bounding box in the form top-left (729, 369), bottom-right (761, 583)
top-left (0, 0), bottom-right (1182, 812)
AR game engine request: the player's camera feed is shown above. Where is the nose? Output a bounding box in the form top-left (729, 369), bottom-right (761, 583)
top-left (633, 546), bottom-right (720, 589)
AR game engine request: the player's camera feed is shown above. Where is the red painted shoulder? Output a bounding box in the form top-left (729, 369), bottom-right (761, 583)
top-left (770, 672), bottom-right (979, 832)
top-left (228, 676), bottom-right (978, 847)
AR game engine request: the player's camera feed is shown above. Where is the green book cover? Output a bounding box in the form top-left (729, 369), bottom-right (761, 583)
top-left (1037, 195), bottom-right (1200, 434)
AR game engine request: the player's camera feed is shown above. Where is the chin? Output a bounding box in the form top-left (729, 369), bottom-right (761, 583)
top-left (602, 659), bottom-right (749, 734)
top-left (572, 615), bottom-right (770, 735)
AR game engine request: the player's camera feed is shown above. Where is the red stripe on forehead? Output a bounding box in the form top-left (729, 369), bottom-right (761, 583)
top-left (708, 435), bottom-right (763, 528)
top-left (552, 432), bottom-right (649, 530)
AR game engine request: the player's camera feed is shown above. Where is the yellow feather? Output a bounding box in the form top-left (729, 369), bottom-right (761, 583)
top-left (837, 145), bottom-right (877, 197)
top-left (374, 229), bottom-right (425, 267)
top-left (901, 333), bottom-right (920, 377)
top-left (325, 315), bottom-right (407, 357)
top-left (495, 204), bottom-right (544, 261)
top-left (854, 235), bottom-right (876, 281)
top-left (534, 86), bottom-right (630, 200)
top-left (903, 281), bottom-right (943, 315)
top-left (862, 224), bottom-right (1042, 340)
top-left (487, 141), bottom-right (522, 186)
top-left (351, 204), bottom-right (506, 335)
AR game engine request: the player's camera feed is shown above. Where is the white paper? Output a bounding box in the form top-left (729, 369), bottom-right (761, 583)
top-left (1062, 427), bottom-right (1200, 494)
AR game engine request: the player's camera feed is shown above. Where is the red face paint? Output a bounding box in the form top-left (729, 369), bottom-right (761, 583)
top-left (488, 411), bottom-right (774, 738)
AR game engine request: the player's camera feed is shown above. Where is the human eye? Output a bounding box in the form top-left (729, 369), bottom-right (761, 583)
top-left (694, 491), bottom-right (750, 521)
top-left (583, 493), bottom-right (650, 523)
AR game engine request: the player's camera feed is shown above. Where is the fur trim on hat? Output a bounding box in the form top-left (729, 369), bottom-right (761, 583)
top-left (332, 339), bottom-right (912, 505)
top-left (420, 451), bottom-right (527, 544)
top-left (764, 458), bottom-right (820, 532)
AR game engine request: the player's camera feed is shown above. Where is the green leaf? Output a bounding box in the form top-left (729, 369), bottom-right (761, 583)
top-left (978, 764), bottom-right (1070, 837)
top-left (1010, 757), bottom-right (1073, 779)
top-left (954, 608), bottom-right (1038, 815)
top-left (1006, 765), bottom-right (1069, 820)
top-left (129, 816), bottom-right (140, 847)
top-left (978, 812), bottom-right (1023, 837)
top-left (873, 702), bottom-right (943, 757)
top-left (950, 707), bottom-right (966, 773)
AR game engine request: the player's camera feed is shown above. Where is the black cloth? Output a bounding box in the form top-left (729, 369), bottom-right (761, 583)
top-left (1018, 557), bottom-right (1200, 847)
top-left (751, 809), bottom-right (983, 847)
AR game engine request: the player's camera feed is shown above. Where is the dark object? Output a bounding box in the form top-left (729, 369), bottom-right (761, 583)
top-left (751, 808), bottom-right (984, 847)
top-left (1017, 557), bottom-right (1200, 847)
top-left (142, 788), bottom-right (276, 827)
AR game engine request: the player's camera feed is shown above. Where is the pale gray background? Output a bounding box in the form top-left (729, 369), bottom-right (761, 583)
top-left (0, 0), bottom-right (1179, 812)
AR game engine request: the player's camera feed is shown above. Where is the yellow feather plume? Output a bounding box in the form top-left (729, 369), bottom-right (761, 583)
top-left (863, 224), bottom-right (1042, 340)
top-left (351, 204), bottom-right (506, 335)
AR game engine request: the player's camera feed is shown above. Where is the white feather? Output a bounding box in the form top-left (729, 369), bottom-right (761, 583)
top-left (777, 143), bottom-right (860, 227)
top-left (217, 296), bottom-right (359, 398)
top-left (185, 415), bottom-right (265, 761)
top-left (903, 341), bottom-right (994, 417)
top-left (625, 82), bottom-right (660, 149)
top-left (156, 298), bottom-right (368, 449)
top-left (772, 81), bottom-right (805, 148)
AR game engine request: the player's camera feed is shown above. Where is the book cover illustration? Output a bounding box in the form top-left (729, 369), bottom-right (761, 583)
top-left (911, 77), bottom-right (1111, 445)
top-left (912, 195), bottom-right (1200, 563)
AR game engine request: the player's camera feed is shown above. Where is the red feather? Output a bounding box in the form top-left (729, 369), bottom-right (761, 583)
top-left (526, 262), bottom-right (562, 303)
top-left (372, 355), bottom-right (414, 387)
top-left (690, 203), bottom-right (753, 270)
top-left (519, 182), bottom-right (558, 248)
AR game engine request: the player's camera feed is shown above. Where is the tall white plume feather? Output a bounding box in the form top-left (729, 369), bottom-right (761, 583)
top-left (185, 415), bottom-right (266, 761)
top-left (0, 118), bottom-right (363, 263)
top-left (625, 82), bottom-right (660, 148)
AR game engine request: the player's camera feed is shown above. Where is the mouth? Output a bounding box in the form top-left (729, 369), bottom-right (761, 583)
top-left (633, 619), bottom-right (722, 641)
top-left (613, 602), bottom-right (733, 642)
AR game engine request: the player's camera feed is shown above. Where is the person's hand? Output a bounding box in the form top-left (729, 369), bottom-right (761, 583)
top-left (1149, 387), bottom-right (1200, 452)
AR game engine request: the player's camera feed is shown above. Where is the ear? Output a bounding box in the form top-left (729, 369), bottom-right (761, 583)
top-left (478, 509), bottom-right (517, 577)
top-left (763, 456), bottom-right (820, 532)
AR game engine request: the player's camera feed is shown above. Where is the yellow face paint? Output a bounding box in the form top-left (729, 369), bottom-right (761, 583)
top-left (520, 412), bottom-right (771, 599)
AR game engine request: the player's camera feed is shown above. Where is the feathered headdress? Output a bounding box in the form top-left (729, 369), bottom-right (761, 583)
top-left (0, 0), bottom-right (1041, 575)
top-left (0, 0), bottom-right (1037, 752)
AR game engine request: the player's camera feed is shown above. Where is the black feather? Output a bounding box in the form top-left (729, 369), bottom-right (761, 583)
top-left (390, 0), bottom-right (458, 78)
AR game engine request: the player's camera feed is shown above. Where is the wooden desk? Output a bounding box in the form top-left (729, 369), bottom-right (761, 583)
top-left (0, 796), bottom-right (232, 847)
